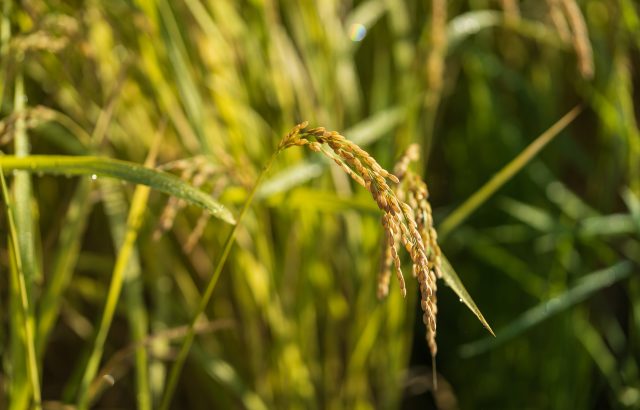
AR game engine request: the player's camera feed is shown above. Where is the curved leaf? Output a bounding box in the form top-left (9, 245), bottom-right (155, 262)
top-left (0, 155), bottom-right (235, 225)
top-left (447, 10), bottom-right (566, 50)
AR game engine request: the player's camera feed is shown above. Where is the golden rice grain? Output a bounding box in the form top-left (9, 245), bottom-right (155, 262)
top-left (280, 124), bottom-right (442, 361)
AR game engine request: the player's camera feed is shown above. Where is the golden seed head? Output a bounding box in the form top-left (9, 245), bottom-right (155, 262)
top-left (281, 123), bottom-right (443, 360)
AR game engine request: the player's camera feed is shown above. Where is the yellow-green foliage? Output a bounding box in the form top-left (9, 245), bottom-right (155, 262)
top-left (1, 0), bottom-right (639, 409)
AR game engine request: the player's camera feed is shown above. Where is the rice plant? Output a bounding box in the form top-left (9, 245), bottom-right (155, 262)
top-left (1, 0), bottom-right (639, 409)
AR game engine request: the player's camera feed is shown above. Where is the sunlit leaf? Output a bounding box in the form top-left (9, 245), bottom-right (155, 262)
top-left (0, 155), bottom-right (235, 225)
top-left (440, 254), bottom-right (494, 336)
top-left (447, 10), bottom-right (565, 50)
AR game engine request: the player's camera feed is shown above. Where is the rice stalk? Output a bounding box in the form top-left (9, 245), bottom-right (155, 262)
top-left (422, 0), bottom-right (447, 162)
top-left (99, 178), bottom-right (151, 410)
top-left (282, 124), bottom-right (441, 364)
top-left (500, 0), bottom-right (521, 25)
top-left (37, 69), bottom-right (125, 357)
top-left (560, 0), bottom-right (594, 79)
top-left (160, 121), bottom-right (444, 406)
top-left (546, 0), bottom-right (572, 43)
top-left (8, 69), bottom-right (42, 410)
top-left (0, 165), bottom-right (41, 410)
top-left (75, 138), bottom-right (160, 409)
top-left (7, 14), bottom-right (77, 55)
top-left (159, 130), bottom-right (287, 410)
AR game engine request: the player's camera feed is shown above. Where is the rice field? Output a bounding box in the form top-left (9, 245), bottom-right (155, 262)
top-left (1, 0), bottom-right (639, 409)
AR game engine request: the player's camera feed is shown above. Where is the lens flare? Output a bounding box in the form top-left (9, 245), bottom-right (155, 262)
top-left (349, 23), bottom-right (367, 42)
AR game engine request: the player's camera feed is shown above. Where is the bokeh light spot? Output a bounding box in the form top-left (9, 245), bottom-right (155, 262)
top-left (349, 23), bottom-right (367, 42)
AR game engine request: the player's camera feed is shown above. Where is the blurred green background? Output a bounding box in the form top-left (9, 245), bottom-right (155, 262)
top-left (1, 0), bottom-right (639, 409)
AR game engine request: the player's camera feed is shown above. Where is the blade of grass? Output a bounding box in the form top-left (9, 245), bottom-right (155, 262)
top-left (0, 0), bottom-right (11, 106)
top-left (499, 197), bottom-right (556, 232)
top-left (257, 162), bottom-right (324, 199)
top-left (447, 10), bottom-right (564, 50)
top-left (37, 68), bottom-right (126, 357)
top-left (157, 0), bottom-right (208, 153)
top-left (441, 254), bottom-right (494, 336)
top-left (132, 0), bottom-right (201, 154)
top-left (75, 145), bottom-right (159, 409)
top-left (97, 178), bottom-right (151, 409)
top-left (8, 71), bottom-right (42, 410)
top-left (195, 347), bottom-right (269, 410)
top-left (579, 214), bottom-right (637, 237)
top-left (159, 149), bottom-right (280, 410)
top-left (573, 313), bottom-right (624, 395)
top-left (0, 155), bottom-right (235, 225)
top-left (439, 105), bottom-right (583, 239)
top-left (459, 261), bottom-right (632, 357)
top-left (35, 179), bottom-right (93, 354)
top-left (0, 166), bottom-right (42, 410)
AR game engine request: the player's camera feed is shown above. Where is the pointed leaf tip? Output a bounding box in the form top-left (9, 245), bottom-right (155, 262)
top-left (440, 254), bottom-right (494, 336)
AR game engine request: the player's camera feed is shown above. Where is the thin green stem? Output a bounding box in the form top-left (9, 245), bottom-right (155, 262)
top-left (75, 131), bottom-right (160, 410)
top-left (76, 180), bottom-right (152, 409)
top-left (9, 70), bottom-right (42, 410)
top-left (159, 151), bottom-right (279, 410)
top-left (35, 179), bottom-right (92, 355)
top-left (0, 166), bottom-right (42, 410)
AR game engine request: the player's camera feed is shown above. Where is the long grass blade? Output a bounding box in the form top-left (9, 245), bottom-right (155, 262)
top-left (439, 105), bottom-right (583, 239)
top-left (8, 71), bottom-right (42, 410)
top-left (0, 166), bottom-right (42, 410)
top-left (0, 155), bottom-right (235, 224)
top-left (97, 178), bottom-right (151, 409)
top-left (195, 347), bottom-right (268, 410)
top-left (159, 152), bottom-right (278, 410)
top-left (36, 179), bottom-right (93, 354)
top-left (459, 261), bottom-right (632, 357)
top-left (75, 172), bottom-right (153, 409)
top-left (447, 10), bottom-right (566, 50)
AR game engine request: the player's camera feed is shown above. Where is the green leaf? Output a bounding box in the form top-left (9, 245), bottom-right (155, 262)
top-left (440, 254), bottom-right (494, 336)
top-left (439, 106), bottom-right (582, 239)
top-left (196, 348), bottom-right (269, 410)
top-left (459, 261), bottom-right (632, 357)
top-left (499, 197), bottom-right (555, 232)
top-left (347, 105), bottom-right (406, 146)
top-left (0, 155), bottom-right (235, 225)
top-left (579, 214), bottom-right (638, 237)
top-left (257, 162), bottom-right (324, 199)
top-left (447, 10), bottom-right (565, 50)
top-left (447, 10), bottom-right (502, 49)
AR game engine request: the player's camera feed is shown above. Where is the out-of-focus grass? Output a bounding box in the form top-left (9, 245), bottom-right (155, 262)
top-left (1, 0), bottom-right (639, 409)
